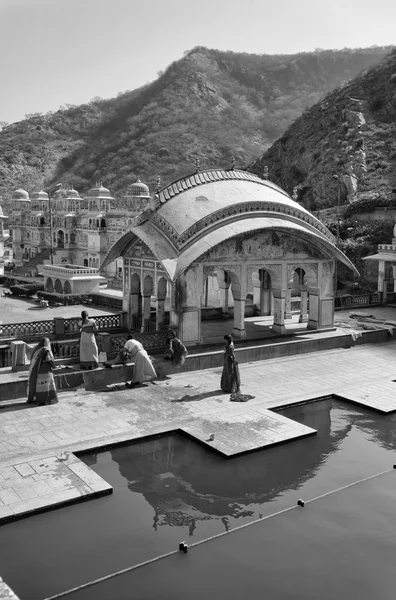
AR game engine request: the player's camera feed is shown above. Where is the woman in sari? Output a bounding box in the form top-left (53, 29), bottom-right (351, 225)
top-left (220, 334), bottom-right (241, 393)
top-left (164, 330), bottom-right (188, 367)
top-left (124, 335), bottom-right (157, 387)
top-left (79, 310), bottom-right (99, 369)
top-left (27, 337), bottom-right (58, 405)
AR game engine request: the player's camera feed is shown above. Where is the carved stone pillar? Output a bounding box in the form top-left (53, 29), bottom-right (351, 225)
top-left (272, 290), bottom-right (287, 334)
top-left (307, 262), bottom-right (334, 330)
top-left (285, 287), bottom-right (292, 319)
top-left (232, 295), bottom-right (247, 339)
top-left (178, 265), bottom-right (203, 345)
top-left (232, 264), bottom-right (247, 339)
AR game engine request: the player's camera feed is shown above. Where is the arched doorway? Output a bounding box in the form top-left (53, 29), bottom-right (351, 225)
top-left (130, 273), bottom-right (142, 330)
top-left (64, 280), bottom-right (72, 295)
top-left (54, 279), bottom-right (63, 294)
top-left (156, 277), bottom-right (168, 330)
top-left (142, 275), bottom-right (154, 332)
top-left (46, 277), bottom-right (54, 292)
top-left (57, 230), bottom-right (64, 248)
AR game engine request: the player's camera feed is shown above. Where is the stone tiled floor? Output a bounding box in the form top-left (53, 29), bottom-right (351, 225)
top-left (1, 341), bottom-right (396, 523)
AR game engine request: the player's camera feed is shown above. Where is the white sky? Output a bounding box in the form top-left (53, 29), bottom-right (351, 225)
top-left (0, 0), bottom-right (395, 123)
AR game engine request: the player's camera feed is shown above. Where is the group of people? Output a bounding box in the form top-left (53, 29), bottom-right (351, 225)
top-left (26, 310), bottom-right (241, 405)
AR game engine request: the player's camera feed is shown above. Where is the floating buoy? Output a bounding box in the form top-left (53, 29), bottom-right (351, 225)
top-left (179, 541), bottom-right (188, 553)
top-left (297, 499), bottom-right (305, 507)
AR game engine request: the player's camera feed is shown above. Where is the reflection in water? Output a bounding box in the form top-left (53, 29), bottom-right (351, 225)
top-left (107, 400), bottom-right (360, 534)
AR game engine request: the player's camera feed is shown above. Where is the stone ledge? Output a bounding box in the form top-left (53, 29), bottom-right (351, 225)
top-left (0, 455), bottom-right (112, 525)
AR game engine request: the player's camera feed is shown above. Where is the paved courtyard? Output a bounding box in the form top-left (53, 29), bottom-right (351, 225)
top-left (1, 340), bottom-right (396, 524)
top-left (0, 289), bottom-right (117, 324)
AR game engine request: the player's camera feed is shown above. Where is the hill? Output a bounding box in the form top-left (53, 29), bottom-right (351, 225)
top-left (248, 49), bottom-right (396, 294)
top-left (248, 48), bottom-right (396, 213)
top-left (0, 45), bottom-right (393, 209)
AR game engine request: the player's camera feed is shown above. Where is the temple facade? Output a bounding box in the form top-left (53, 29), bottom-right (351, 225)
top-left (102, 169), bottom-right (357, 344)
top-left (8, 179), bottom-right (152, 280)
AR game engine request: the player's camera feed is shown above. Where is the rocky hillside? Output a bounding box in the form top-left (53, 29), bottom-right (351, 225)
top-left (0, 45), bottom-right (392, 210)
top-left (249, 48), bottom-right (396, 213)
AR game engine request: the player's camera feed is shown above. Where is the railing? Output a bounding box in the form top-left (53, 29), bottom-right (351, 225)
top-left (42, 264), bottom-right (99, 276)
top-left (335, 293), bottom-right (380, 309)
top-left (0, 313), bottom-right (124, 340)
top-left (0, 320), bottom-right (54, 339)
top-left (52, 339), bottom-right (80, 359)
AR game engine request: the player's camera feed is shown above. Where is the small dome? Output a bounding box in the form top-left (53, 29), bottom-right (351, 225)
top-left (126, 178), bottom-right (151, 198)
top-left (65, 188), bottom-right (80, 199)
top-left (88, 182), bottom-right (111, 198)
top-left (12, 188), bottom-right (30, 201)
top-left (30, 190), bottom-right (49, 200)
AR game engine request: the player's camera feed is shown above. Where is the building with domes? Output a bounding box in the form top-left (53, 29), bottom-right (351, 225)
top-left (102, 168), bottom-right (358, 344)
top-left (8, 179), bottom-right (153, 283)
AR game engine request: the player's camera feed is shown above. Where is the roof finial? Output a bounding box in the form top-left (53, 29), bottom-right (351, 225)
top-left (292, 186), bottom-right (298, 201)
top-left (195, 157), bottom-right (200, 174)
top-left (231, 155), bottom-right (235, 170)
top-left (263, 165), bottom-right (269, 180)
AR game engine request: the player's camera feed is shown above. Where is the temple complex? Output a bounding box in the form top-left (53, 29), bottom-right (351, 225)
top-left (8, 179), bottom-right (152, 280)
top-left (102, 168), bottom-right (357, 345)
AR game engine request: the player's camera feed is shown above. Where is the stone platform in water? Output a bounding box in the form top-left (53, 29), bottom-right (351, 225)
top-left (1, 341), bottom-right (396, 525)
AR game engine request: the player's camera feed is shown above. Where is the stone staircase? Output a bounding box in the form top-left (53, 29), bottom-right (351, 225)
top-left (13, 248), bottom-right (51, 276)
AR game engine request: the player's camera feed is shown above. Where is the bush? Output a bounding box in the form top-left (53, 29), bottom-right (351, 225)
top-left (9, 283), bottom-right (44, 297)
top-left (37, 291), bottom-right (93, 305)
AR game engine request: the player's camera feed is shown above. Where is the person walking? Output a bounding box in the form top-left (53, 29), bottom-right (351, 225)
top-left (79, 310), bottom-right (99, 370)
top-left (220, 334), bottom-right (241, 393)
top-left (27, 337), bottom-right (59, 405)
top-left (164, 330), bottom-right (188, 367)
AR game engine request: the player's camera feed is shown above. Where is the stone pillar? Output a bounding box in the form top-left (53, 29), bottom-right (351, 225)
top-left (232, 264), bottom-right (247, 339)
top-left (307, 262), bottom-right (335, 330)
top-left (232, 295), bottom-right (247, 339)
top-left (299, 286), bottom-right (309, 323)
top-left (272, 289), bottom-right (287, 334)
top-left (284, 287), bottom-right (292, 319)
top-left (178, 266), bottom-right (203, 345)
top-left (378, 260), bottom-right (385, 304)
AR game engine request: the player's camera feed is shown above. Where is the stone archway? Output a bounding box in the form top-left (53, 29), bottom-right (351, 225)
top-left (57, 230), bottom-right (64, 249)
top-left (64, 280), bottom-right (72, 295)
top-left (156, 277), bottom-right (168, 330)
top-left (142, 275), bottom-right (154, 332)
top-left (54, 279), bottom-right (63, 294)
top-left (130, 273), bottom-right (142, 330)
top-left (46, 277), bottom-right (54, 292)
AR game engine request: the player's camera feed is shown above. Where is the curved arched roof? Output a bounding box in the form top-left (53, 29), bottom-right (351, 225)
top-left (102, 169), bottom-right (358, 280)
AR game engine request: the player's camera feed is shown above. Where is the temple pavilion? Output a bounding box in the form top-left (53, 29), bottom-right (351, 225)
top-left (102, 169), bottom-right (357, 346)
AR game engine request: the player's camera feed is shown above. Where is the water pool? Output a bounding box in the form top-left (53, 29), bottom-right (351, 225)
top-left (0, 398), bottom-right (395, 599)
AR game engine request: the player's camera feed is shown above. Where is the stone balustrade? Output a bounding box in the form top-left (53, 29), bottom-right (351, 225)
top-left (43, 264), bottom-right (99, 276)
top-left (0, 313), bottom-right (124, 341)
